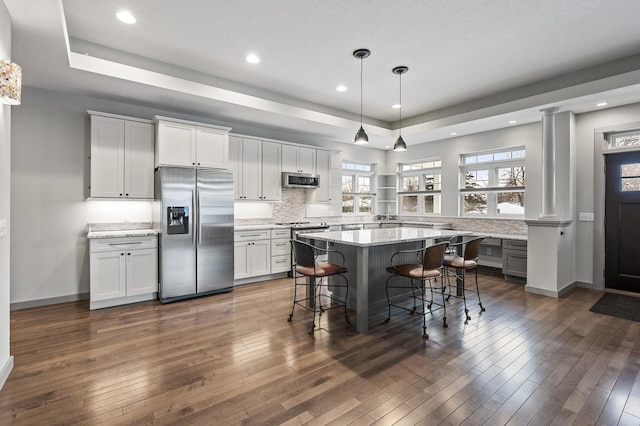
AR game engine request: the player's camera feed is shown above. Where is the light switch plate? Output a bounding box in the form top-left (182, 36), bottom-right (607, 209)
top-left (0, 219), bottom-right (6, 239)
top-left (578, 212), bottom-right (594, 222)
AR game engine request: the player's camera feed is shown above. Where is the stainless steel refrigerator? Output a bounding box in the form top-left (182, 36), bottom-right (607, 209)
top-left (154, 167), bottom-right (234, 303)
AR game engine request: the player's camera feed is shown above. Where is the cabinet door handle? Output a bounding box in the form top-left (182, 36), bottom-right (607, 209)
top-left (239, 234), bottom-right (261, 238)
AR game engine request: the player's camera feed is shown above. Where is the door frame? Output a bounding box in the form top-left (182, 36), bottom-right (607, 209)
top-left (594, 120), bottom-right (640, 291)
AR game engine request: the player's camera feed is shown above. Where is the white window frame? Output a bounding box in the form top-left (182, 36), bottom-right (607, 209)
top-left (342, 161), bottom-right (376, 216)
top-left (398, 159), bottom-right (442, 216)
top-left (459, 147), bottom-right (526, 218)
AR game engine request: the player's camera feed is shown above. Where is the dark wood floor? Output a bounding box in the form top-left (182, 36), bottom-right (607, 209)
top-left (2, 272), bottom-right (640, 425)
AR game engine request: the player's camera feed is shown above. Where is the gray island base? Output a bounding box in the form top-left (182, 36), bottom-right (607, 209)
top-left (299, 227), bottom-right (472, 333)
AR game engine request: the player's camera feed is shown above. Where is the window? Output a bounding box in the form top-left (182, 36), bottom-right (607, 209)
top-left (460, 147), bottom-right (525, 217)
top-left (609, 131), bottom-right (640, 149)
top-left (342, 161), bottom-right (375, 215)
top-left (398, 159), bottom-right (442, 215)
top-left (621, 163), bottom-right (640, 191)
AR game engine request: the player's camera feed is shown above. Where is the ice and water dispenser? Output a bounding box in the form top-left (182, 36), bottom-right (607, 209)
top-left (167, 206), bottom-right (189, 235)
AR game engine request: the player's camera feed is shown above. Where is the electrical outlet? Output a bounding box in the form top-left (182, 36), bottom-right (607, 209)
top-left (578, 212), bottom-right (594, 222)
top-left (487, 248), bottom-right (492, 256)
top-left (122, 212), bottom-right (129, 222)
top-left (0, 219), bottom-right (6, 239)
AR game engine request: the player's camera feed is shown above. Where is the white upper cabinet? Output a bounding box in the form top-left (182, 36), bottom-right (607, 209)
top-left (154, 116), bottom-right (231, 168)
top-left (229, 136), bottom-right (281, 201)
top-left (195, 127), bottom-right (228, 168)
top-left (89, 112), bottom-right (154, 199)
top-left (314, 149), bottom-right (332, 202)
top-left (281, 145), bottom-right (316, 174)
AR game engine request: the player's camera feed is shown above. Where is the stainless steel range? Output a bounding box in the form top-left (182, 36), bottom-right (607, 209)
top-left (276, 222), bottom-right (331, 277)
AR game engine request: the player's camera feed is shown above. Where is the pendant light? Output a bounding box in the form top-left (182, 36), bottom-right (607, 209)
top-left (353, 49), bottom-right (370, 145)
top-left (392, 66), bottom-right (408, 152)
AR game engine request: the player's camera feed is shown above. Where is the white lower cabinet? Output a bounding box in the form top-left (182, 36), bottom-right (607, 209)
top-left (89, 236), bottom-right (158, 309)
top-left (270, 228), bottom-right (291, 274)
top-left (234, 230), bottom-right (271, 279)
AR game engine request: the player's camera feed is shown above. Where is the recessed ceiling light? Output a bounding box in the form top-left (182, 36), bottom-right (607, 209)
top-left (116, 11), bottom-right (136, 24)
top-left (509, 120), bottom-right (517, 124)
top-left (450, 132), bottom-right (457, 136)
top-left (336, 85), bottom-right (347, 92)
top-left (596, 102), bottom-right (608, 107)
top-left (392, 104), bottom-right (401, 109)
top-left (246, 54), bottom-right (260, 64)
top-left (385, 145), bottom-right (390, 149)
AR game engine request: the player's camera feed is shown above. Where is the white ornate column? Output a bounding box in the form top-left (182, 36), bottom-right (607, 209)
top-left (540, 107), bottom-right (559, 219)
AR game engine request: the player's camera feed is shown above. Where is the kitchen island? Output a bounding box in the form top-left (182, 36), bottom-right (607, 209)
top-left (299, 227), bottom-right (471, 333)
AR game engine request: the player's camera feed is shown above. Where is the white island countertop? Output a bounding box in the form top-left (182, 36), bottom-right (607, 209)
top-left (300, 227), bottom-right (471, 247)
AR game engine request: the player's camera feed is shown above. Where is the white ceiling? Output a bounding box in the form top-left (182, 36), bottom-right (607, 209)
top-left (6, 0), bottom-right (640, 149)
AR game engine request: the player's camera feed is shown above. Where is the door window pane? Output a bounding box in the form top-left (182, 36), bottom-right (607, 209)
top-left (464, 193), bottom-right (487, 214)
top-left (621, 178), bottom-right (640, 192)
top-left (621, 163), bottom-right (640, 177)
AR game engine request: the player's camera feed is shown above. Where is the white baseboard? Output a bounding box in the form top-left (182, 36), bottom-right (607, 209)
top-left (11, 293), bottom-right (89, 310)
top-left (0, 356), bottom-right (14, 391)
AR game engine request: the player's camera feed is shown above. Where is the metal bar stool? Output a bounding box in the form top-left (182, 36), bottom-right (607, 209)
top-left (288, 239), bottom-right (350, 334)
top-left (443, 236), bottom-right (485, 324)
top-left (383, 241), bottom-right (449, 339)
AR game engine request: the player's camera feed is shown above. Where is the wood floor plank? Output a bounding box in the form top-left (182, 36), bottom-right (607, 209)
top-left (1, 273), bottom-right (633, 425)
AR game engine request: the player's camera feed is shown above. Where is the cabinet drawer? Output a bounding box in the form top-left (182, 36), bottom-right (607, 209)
top-left (271, 254), bottom-right (291, 273)
top-left (271, 238), bottom-right (290, 255)
top-left (503, 250), bottom-right (527, 278)
top-left (90, 236), bottom-right (157, 253)
top-left (503, 239), bottom-right (527, 250)
top-left (270, 228), bottom-right (290, 239)
top-left (234, 230), bottom-right (270, 240)
top-left (481, 237), bottom-right (501, 247)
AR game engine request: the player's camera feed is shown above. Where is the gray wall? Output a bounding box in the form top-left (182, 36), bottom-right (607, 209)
top-left (10, 86), bottom-right (386, 304)
top-left (575, 102), bottom-right (640, 288)
top-left (388, 122), bottom-right (543, 219)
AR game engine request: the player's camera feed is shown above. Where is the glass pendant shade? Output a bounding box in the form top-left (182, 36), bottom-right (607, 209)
top-left (0, 59), bottom-right (22, 105)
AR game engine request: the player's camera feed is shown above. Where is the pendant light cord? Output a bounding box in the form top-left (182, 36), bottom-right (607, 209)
top-left (398, 72), bottom-right (402, 136)
top-left (360, 56), bottom-right (363, 126)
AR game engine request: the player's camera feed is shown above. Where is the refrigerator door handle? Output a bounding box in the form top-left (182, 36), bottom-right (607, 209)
top-left (191, 189), bottom-right (196, 245)
top-left (197, 189), bottom-right (202, 245)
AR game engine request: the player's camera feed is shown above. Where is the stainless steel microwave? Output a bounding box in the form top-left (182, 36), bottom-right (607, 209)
top-left (282, 172), bottom-right (320, 188)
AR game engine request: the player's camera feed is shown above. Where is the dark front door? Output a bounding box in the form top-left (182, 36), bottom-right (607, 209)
top-left (605, 151), bottom-right (640, 292)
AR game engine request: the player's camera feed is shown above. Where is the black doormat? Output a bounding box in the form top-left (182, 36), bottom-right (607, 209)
top-left (590, 293), bottom-right (640, 322)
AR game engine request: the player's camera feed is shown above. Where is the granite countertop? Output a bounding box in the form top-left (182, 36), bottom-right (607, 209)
top-left (470, 232), bottom-right (527, 241)
top-left (87, 222), bottom-right (157, 239)
top-left (299, 227), bottom-right (472, 247)
top-left (234, 224), bottom-right (290, 231)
